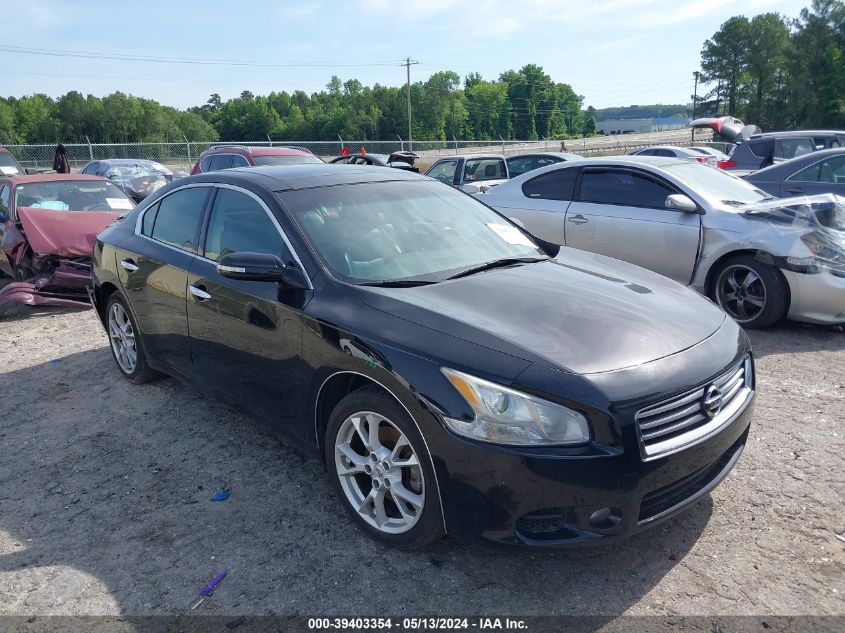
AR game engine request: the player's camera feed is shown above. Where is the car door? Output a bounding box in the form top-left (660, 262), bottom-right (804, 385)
top-left (502, 168), bottom-right (578, 244)
top-left (781, 155), bottom-right (845, 197)
top-left (116, 185), bottom-right (212, 373)
top-left (186, 185), bottom-right (306, 423)
top-left (564, 167), bottom-right (701, 285)
top-left (0, 183), bottom-right (14, 276)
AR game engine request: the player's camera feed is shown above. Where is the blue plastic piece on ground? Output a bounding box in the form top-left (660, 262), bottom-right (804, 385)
top-left (210, 490), bottom-right (230, 502)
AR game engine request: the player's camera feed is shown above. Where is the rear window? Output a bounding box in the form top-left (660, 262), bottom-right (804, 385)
top-left (254, 155), bottom-right (323, 166)
top-left (208, 154), bottom-right (235, 171)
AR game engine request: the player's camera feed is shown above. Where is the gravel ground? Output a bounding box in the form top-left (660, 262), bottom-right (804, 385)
top-left (0, 305), bottom-right (842, 618)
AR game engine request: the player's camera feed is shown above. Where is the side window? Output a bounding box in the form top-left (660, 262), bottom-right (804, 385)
top-left (208, 154), bottom-right (234, 172)
top-left (203, 189), bottom-right (286, 262)
top-left (465, 159), bottom-right (506, 181)
top-left (535, 157), bottom-right (559, 169)
top-left (149, 187), bottom-right (210, 252)
top-left (507, 156), bottom-right (534, 177)
top-left (775, 138), bottom-right (814, 160)
top-left (141, 202), bottom-right (160, 236)
top-left (81, 163), bottom-right (96, 175)
top-left (0, 185), bottom-right (10, 218)
top-left (637, 149), bottom-right (655, 156)
top-left (231, 154), bottom-right (250, 168)
top-left (428, 160), bottom-right (457, 184)
top-left (579, 170), bottom-right (672, 208)
top-left (817, 156), bottom-right (845, 183)
top-left (788, 162), bottom-right (822, 182)
top-left (199, 155), bottom-right (213, 173)
top-left (522, 169), bottom-right (577, 202)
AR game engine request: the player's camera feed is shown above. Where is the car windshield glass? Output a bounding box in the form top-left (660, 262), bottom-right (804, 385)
top-left (0, 152), bottom-right (22, 175)
top-left (665, 162), bottom-right (769, 205)
top-left (106, 162), bottom-right (172, 178)
top-left (15, 180), bottom-right (133, 211)
top-left (253, 155), bottom-right (323, 166)
top-left (279, 181), bottom-right (545, 283)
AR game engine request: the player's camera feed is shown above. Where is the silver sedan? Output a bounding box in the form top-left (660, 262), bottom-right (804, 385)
top-left (478, 156), bottom-right (845, 328)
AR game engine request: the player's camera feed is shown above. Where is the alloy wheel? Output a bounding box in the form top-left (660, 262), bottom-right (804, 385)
top-left (716, 264), bottom-right (767, 323)
top-left (108, 302), bottom-right (137, 374)
top-left (334, 411), bottom-right (425, 534)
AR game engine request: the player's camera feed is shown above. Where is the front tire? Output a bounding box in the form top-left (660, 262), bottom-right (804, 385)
top-left (105, 293), bottom-right (162, 384)
top-left (325, 386), bottom-right (444, 548)
top-left (712, 255), bottom-right (788, 329)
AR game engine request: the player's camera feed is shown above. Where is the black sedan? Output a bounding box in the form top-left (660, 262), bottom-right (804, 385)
top-left (330, 151), bottom-right (419, 172)
top-left (89, 165), bottom-right (755, 547)
top-left (744, 148), bottom-right (845, 197)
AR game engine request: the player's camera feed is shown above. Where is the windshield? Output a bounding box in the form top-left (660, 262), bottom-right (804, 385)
top-left (280, 181), bottom-right (545, 283)
top-left (665, 162), bottom-right (769, 205)
top-left (15, 180), bottom-right (133, 212)
top-left (465, 158), bottom-right (507, 182)
top-left (107, 162), bottom-right (172, 179)
top-left (254, 155), bottom-right (323, 166)
top-left (0, 152), bottom-right (22, 175)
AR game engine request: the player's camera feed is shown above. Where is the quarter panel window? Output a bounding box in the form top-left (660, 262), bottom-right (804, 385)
top-left (141, 202), bottom-right (160, 236)
top-left (522, 169), bottom-right (577, 201)
top-left (149, 187), bottom-right (210, 252)
top-left (579, 170), bottom-right (673, 208)
top-left (203, 189), bottom-right (286, 262)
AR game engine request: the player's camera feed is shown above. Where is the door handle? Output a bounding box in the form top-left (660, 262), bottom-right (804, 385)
top-left (567, 214), bottom-right (589, 225)
top-left (189, 284), bottom-right (212, 301)
top-left (786, 187), bottom-right (804, 194)
top-left (120, 258), bottom-right (139, 272)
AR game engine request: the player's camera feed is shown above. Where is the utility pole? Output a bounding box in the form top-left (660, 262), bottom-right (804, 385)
top-left (691, 71), bottom-right (701, 143)
top-left (403, 57), bottom-right (419, 150)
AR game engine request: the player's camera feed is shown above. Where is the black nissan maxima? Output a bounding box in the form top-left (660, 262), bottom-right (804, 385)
top-left (89, 165), bottom-right (755, 548)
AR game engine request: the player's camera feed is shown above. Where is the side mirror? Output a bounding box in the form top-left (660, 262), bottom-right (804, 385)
top-left (217, 252), bottom-right (306, 288)
top-left (461, 183), bottom-right (482, 194)
top-left (665, 194), bottom-right (699, 213)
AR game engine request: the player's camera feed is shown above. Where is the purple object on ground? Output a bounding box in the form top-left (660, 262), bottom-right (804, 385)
top-left (200, 569), bottom-right (228, 596)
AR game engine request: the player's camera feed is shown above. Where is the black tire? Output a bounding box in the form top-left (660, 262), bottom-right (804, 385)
top-left (325, 385), bottom-right (444, 548)
top-left (711, 254), bottom-right (789, 329)
top-left (104, 293), bottom-right (162, 384)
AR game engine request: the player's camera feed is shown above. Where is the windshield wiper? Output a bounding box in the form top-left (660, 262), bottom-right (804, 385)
top-left (357, 279), bottom-right (439, 288)
top-left (444, 257), bottom-right (548, 281)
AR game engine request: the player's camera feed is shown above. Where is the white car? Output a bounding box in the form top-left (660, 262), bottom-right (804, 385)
top-left (478, 156), bottom-right (845, 328)
top-left (629, 146), bottom-right (718, 166)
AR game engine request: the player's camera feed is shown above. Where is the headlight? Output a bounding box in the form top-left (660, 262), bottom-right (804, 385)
top-left (799, 232), bottom-right (845, 274)
top-left (441, 368), bottom-right (590, 446)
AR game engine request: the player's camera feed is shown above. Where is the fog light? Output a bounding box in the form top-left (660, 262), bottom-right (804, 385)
top-left (589, 507), bottom-right (622, 531)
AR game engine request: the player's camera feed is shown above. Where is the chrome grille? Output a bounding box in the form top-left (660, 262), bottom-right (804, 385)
top-left (636, 357), bottom-right (753, 460)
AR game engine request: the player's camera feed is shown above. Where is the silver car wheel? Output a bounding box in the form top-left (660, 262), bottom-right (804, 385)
top-left (716, 264), bottom-right (767, 323)
top-left (108, 303), bottom-right (137, 374)
top-left (334, 411), bottom-right (425, 534)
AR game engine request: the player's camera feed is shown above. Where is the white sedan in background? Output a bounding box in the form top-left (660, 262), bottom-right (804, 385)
top-left (478, 156), bottom-right (845, 328)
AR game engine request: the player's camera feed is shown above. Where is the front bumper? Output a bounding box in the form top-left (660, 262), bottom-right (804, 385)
top-left (783, 269), bottom-right (845, 324)
top-left (429, 377), bottom-right (754, 547)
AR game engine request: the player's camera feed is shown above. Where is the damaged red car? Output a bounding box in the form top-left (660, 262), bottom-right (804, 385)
top-left (0, 174), bottom-right (134, 308)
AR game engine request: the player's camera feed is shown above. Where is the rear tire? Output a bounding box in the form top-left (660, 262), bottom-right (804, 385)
top-left (325, 386), bottom-right (444, 548)
top-left (712, 255), bottom-right (788, 329)
top-left (104, 293), bottom-right (162, 384)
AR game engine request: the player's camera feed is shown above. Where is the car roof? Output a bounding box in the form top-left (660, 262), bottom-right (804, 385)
top-left (187, 164), bottom-right (426, 192)
top-left (91, 159), bottom-right (164, 165)
top-left (540, 155), bottom-right (689, 169)
top-left (202, 145), bottom-right (312, 157)
top-left (434, 154), bottom-right (504, 161)
top-left (750, 130), bottom-right (845, 138)
top-left (0, 173), bottom-right (109, 184)
top-left (507, 152), bottom-right (581, 159)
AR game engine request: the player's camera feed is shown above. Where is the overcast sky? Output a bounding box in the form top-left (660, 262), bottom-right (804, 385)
top-left (3, 0), bottom-right (809, 110)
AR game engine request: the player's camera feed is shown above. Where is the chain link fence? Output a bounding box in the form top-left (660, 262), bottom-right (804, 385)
top-left (3, 129), bottom-right (725, 173)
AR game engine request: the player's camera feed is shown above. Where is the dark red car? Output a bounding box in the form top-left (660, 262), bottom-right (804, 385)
top-left (0, 174), bottom-right (133, 307)
top-left (190, 145), bottom-right (323, 174)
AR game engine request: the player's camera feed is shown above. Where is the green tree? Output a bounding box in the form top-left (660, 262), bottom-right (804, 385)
top-left (701, 16), bottom-right (752, 115)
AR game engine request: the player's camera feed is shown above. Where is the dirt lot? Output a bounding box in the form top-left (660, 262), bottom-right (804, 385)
top-left (0, 305), bottom-right (842, 618)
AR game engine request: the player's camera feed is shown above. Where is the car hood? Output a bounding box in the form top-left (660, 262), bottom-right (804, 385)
top-left (17, 207), bottom-right (123, 257)
top-left (355, 248), bottom-right (727, 375)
